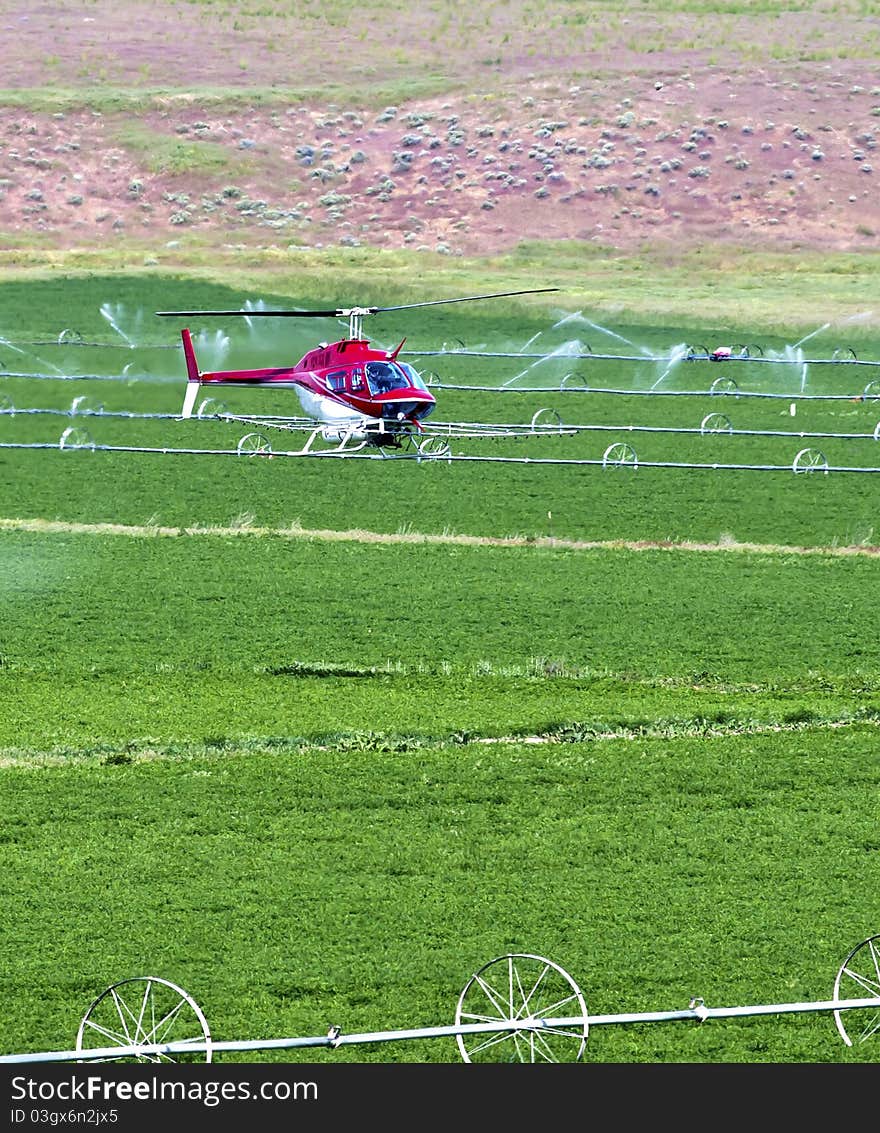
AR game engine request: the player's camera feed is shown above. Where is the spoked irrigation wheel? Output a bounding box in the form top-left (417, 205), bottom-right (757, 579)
top-left (700, 412), bottom-right (733, 435)
top-left (58, 426), bottom-right (95, 451)
top-left (709, 376), bottom-right (739, 396)
top-left (76, 977), bottom-right (212, 1062)
top-left (530, 407), bottom-right (564, 431)
top-left (237, 431), bottom-right (272, 456)
top-left (560, 372), bottom-right (589, 389)
top-left (455, 953), bottom-right (588, 1063)
top-left (196, 398), bottom-right (228, 419)
top-left (602, 441), bottom-right (638, 469)
top-left (792, 447), bottom-right (829, 474)
top-left (69, 396), bottom-right (104, 416)
top-left (416, 435), bottom-right (452, 459)
top-left (863, 379), bottom-right (880, 402)
top-left (833, 935), bottom-right (880, 1047)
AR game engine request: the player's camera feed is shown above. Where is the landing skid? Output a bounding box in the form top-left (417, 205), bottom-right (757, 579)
top-left (195, 404), bottom-right (577, 462)
top-left (226, 414), bottom-right (445, 459)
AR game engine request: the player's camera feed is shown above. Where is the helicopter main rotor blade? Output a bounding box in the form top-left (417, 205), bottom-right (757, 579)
top-left (374, 288), bottom-right (559, 312)
top-left (156, 289), bottom-right (559, 319)
top-left (156, 309), bottom-right (346, 318)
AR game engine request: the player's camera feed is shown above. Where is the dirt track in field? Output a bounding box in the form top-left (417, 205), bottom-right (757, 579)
top-left (3, 2), bottom-right (880, 258)
top-left (3, 517), bottom-right (879, 558)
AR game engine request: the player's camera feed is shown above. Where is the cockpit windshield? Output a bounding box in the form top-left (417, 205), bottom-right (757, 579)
top-left (365, 361), bottom-right (422, 395)
top-left (396, 362), bottom-right (429, 392)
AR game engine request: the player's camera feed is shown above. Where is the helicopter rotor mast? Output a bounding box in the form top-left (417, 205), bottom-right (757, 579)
top-left (340, 307), bottom-right (378, 341)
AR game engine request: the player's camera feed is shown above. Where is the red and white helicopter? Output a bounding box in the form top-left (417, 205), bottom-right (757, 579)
top-left (157, 288), bottom-right (559, 455)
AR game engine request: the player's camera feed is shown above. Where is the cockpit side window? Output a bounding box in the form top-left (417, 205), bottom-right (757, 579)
top-left (349, 368), bottom-right (364, 391)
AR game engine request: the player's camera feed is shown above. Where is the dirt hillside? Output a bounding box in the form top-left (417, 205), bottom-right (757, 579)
top-left (3, 2), bottom-right (880, 257)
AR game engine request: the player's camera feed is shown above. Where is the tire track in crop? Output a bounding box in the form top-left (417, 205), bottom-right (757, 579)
top-left (1, 712), bottom-right (878, 769)
top-left (1, 516), bottom-right (880, 558)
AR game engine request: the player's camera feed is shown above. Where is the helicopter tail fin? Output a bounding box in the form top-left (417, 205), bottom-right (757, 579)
top-left (180, 328), bottom-right (202, 419)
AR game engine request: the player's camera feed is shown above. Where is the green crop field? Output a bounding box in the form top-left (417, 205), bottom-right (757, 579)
top-left (1, 271), bottom-right (878, 1066)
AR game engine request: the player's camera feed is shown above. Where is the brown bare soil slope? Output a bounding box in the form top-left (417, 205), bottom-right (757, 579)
top-left (3, 2), bottom-right (880, 256)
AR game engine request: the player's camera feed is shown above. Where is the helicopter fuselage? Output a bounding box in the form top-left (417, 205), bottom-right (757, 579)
top-left (179, 331), bottom-right (436, 428)
top-left (163, 288), bottom-right (559, 432)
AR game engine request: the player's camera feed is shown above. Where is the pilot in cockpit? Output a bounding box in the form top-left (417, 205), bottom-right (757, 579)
top-left (366, 362), bottom-right (398, 394)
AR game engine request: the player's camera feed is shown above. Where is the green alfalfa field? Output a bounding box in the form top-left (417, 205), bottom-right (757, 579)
top-left (0, 269), bottom-right (878, 1065)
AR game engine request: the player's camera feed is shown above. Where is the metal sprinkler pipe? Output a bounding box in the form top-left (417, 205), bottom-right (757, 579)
top-left (0, 936), bottom-right (877, 1065)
